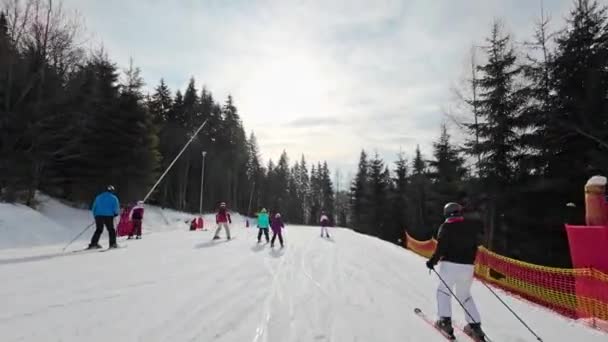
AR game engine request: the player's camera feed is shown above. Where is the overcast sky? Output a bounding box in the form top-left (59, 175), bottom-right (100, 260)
top-left (62, 0), bottom-right (578, 182)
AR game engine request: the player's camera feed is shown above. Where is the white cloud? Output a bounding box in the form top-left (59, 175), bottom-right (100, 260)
top-left (62, 0), bottom-right (574, 173)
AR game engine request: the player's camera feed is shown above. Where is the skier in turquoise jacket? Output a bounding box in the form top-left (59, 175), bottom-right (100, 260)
top-left (256, 208), bottom-right (270, 243)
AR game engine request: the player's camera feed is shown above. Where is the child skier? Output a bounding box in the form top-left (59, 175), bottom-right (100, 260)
top-left (320, 211), bottom-right (331, 238)
top-left (425, 202), bottom-right (486, 341)
top-left (213, 202), bottom-right (232, 240)
top-left (257, 208), bottom-right (270, 243)
top-left (270, 213), bottom-right (285, 248)
top-left (128, 201), bottom-right (144, 239)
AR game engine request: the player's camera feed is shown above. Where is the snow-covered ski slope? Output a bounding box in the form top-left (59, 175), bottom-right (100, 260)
top-left (1, 224), bottom-right (606, 341)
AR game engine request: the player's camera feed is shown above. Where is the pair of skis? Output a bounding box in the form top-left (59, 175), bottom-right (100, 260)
top-left (414, 308), bottom-right (490, 342)
top-left (71, 245), bottom-right (127, 254)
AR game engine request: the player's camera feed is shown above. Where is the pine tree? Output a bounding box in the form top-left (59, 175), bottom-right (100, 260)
top-left (350, 150), bottom-right (370, 233)
top-left (246, 132), bottom-right (263, 214)
top-left (71, 54), bottom-right (122, 200)
top-left (298, 155), bottom-right (310, 223)
top-left (320, 161), bottom-right (335, 219)
top-left (520, 1), bottom-right (556, 176)
top-left (273, 151), bottom-right (290, 214)
top-left (428, 124), bottom-right (467, 228)
top-left (182, 77), bottom-right (199, 128)
top-left (368, 153), bottom-right (389, 238)
top-left (545, 0), bottom-right (608, 182)
top-left (467, 22), bottom-right (525, 189)
top-left (392, 152), bottom-right (409, 243)
top-left (467, 22), bottom-right (527, 251)
top-left (149, 79), bottom-right (173, 125)
top-left (409, 145), bottom-right (431, 238)
top-left (115, 61), bottom-right (160, 202)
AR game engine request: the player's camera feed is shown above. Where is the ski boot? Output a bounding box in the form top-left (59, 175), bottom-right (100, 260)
top-left (434, 317), bottom-right (455, 340)
top-left (136, 235), bottom-right (142, 240)
top-left (463, 323), bottom-right (486, 341)
top-left (127, 236), bottom-right (133, 240)
top-left (109, 243), bottom-right (119, 249)
top-left (213, 236), bottom-right (221, 240)
top-left (87, 243), bottom-right (102, 250)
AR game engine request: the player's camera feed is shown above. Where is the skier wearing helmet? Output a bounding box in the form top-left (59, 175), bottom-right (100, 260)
top-left (426, 202), bottom-right (486, 341)
top-left (213, 202), bottom-right (232, 240)
top-left (128, 200), bottom-right (145, 240)
top-left (319, 211), bottom-right (331, 238)
top-left (270, 212), bottom-right (285, 248)
top-left (88, 185), bottom-right (120, 249)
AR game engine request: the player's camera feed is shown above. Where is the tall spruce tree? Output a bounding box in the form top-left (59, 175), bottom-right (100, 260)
top-left (409, 145), bottom-right (431, 238)
top-left (392, 152), bottom-right (409, 243)
top-left (546, 0), bottom-right (608, 186)
top-left (428, 124), bottom-right (467, 227)
top-left (467, 22), bottom-right (527, 251)
top-left (368, 153), bottom-right (389, 239)
top-left (350, 150), bottom-right (370, 233)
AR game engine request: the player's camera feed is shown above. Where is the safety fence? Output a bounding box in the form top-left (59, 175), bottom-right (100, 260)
top-left (404, 233), bottom-right (608, 332)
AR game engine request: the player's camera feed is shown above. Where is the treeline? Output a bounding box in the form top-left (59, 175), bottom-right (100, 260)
top-left (349, 0), bottom-right (608, 267)
top-left (349, 128), bottom-right (465, 247)
top-left (248, 147), bottom-right (335, 225)
top-left (0, 0), bottom-right (335, 220)
top-left (0, 0), bottom-right (246, 210)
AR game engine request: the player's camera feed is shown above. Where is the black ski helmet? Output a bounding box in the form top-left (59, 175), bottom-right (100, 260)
top-left (443, 202), bottom-right (463, 217)
top-left (107, 185), bottom-right (115, 192)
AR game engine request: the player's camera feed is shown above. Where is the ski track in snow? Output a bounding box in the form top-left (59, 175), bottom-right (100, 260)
top-left (0, 224), bottom-right (607, 342)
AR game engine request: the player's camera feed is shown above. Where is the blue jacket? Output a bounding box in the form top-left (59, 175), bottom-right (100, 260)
top-left (257, 213), bottom-right (270, 228)
top-left (92, 191), bottom-right (120, 217)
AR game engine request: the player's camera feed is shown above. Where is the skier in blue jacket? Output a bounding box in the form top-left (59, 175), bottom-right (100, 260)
top-left (88, 185), bottom-right (120, 249)
top-left (256, 208), bottom-right (270, 243)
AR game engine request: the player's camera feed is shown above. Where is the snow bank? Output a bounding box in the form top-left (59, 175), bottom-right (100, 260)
top-left (0, 202), bottom-right (76, 249)
top-left (0, 194), bottom-right (247, 250)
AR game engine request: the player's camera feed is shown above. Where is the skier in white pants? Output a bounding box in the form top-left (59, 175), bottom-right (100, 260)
top-left (426, 202), bottom-right (485, 341)
top-left (319, 211), bottom-right (331, 238)
top-left (213, 202), bottom-right (232, 240)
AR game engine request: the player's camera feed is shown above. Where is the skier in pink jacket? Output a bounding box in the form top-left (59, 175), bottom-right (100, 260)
top-left (128, 201), bottom-right (145, 239)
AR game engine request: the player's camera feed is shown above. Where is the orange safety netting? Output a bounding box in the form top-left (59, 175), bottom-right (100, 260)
top-left (405, 233), bottom-right (608, 332)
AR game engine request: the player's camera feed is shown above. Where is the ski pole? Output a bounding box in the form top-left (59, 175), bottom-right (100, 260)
top-left (62, 222), bottom-right (95, 251)
top-left (432, 269), bottom-right (480, 325)
top-left (480, 280), bottom-right (543, 341)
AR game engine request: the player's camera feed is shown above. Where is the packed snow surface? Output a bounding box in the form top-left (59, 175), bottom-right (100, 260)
top-left (0, 230), bottom-right (605, 341)
top-left (0, 198), bottom-right (605, 341)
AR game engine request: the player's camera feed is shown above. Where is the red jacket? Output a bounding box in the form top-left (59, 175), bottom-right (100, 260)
top-left (216, 209), bottom-right (232, 224)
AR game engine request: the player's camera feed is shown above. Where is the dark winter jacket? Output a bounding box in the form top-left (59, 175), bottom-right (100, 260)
top-left (320, 214), bottom-right (331, 227)
top-left (270, 216), bottom-right (284, 233)
top-left (130, 207), bottom-right (144, 220)
top-left (429, 216), bottom-right (484, 265)
top-left (92, 191), bottom-right (120, 217)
